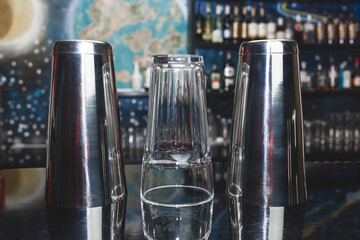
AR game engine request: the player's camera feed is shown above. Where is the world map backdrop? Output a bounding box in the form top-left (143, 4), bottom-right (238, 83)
top-left (0, 0), bottom-right (188, 167)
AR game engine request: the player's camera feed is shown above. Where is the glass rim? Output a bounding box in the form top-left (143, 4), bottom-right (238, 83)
top-left (151, 54), bottom-right (204, 65)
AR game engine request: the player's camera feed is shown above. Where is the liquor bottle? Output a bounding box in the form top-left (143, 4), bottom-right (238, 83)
top-left (293, 14), bottom-right (303, 44)
top-left (315, 57), bottom-right (327, 91)
top-left (240, 6), bottom-right (248, 39)
top-left (211, 64), bottom-right (221, 91)
top-left (212, 4), bottom-right (223, 43)
top-left (300, 61), bottom-right (311, 91)
top-left (334, 113), bottom-right (344, 153)
top-left (316, 16), bottom-right (325, 45)
top-left (338, 9), bottom-right (347, 45)
top-left (257, 7), bottom-right (266, 39)
top-left (339, 60), bottom-right (352, 90)
top-left (202, 2), bottom-right (212, 41)
top-left (348, 10), bottom-right (356, 45)
top-left (266, 8), bottom-right (276, 39)
top-left (223, 51), bottom-right (236, 92)
top-left (131, 61), bottom-right (143, 91)
top-left (352, 57), bottom-right (360, 88)
top-left (248, 7), bottom-right (258, 39)
top-left (232, 6), bottom-right (241, 44)
top-left (343, 112), bottom-right (353, 153)
top-left (223, 5), bottom-right (232, 43)
top-left (328, 56), bottom-right (338, 90)
top-left (303, 14), bottom-right (315, 44)
top-left (275, 17), bottom-right (285, 39)
top-left (285, 16), bottom-right (293, 39)
top-left (326, 10), bottom-right (336, 45)
top-left (194, 2), bottom-right (203, 41)
top-left (144, 66), bottom-right (151, 91)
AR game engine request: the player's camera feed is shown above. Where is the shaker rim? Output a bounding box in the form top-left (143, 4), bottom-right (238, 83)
top-left (152, 54), bottom-right (204, 65)
top-left (239, 39), bottom-right (298, 55)
top-left (52, 40), bottom-right (113, 55)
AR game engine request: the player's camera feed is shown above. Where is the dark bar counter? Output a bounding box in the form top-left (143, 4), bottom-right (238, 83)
top-left (0, 161), bottom-right (359, 239)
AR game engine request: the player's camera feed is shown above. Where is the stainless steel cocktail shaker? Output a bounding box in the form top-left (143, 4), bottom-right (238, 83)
top-left (46, 40), bottom-right (127, 208)
top-left (227, 39), bottom-right (307, 207)
top-left (226, 39), bottom-right (307, 239)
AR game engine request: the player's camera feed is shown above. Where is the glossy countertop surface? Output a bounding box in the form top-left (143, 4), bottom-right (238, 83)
top-left (0, 162), bottom-right (359, 239)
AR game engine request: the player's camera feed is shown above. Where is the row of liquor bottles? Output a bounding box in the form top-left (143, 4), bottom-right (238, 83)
top-left (194, 2), bottom-right (358, 45)
top-left (304, 112), bottom-right (360, 155)
top-left (205, 52), bottom-right (360, 92)
top-left (120, 112), bottom-right (360, 160)
top-left (301, 55), bottom-right (360, 91)
top-left (207, 51), bottom-right (236, 92)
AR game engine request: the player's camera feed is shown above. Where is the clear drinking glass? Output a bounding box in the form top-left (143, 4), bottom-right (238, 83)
top-left (141, 55), bottom-right (214, 240)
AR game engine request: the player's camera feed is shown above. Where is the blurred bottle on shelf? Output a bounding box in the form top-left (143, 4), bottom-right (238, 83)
top-left (328, 56), bottom-right (338, 90)
top-left (232, 6), bottom-right (240, 44)
top-left (312, 120), bottom-right (327, 153)
top-left (207, 109), bottom-right (216, 145)
top-left (304, 120), bottom-right (312, 154)
top-left (212, 4), bottom-right (223, 43)
top-left (285, 16), bottom-right (293, 39)
top-left (315, 56), bottom-right (327, 91)
top-left (334, 113), bottom-right (344, 153)
top-left (127, 127), bottom-right (135, 160)
top-left (144, 65), bottom-right (151, 92)
top-left (304, 14), bottom-right (315, 44)
top-left (195, 2), bottom-right (203, 41)
top-left (131, 61), bottom-right (143, 91)
top-left (344, 112), bottom-right (354, 153)
top-left (211, 64), bottom-right (221, 91)
top-left (319, 121), bottom-right (327, 153)
top-left (248, 7), bottom-right (258, 39)
top-left (293, 14), bottom-right (303, 44)
top-left (338, 9), bottom-right (347, 45)
top-left (202, 2), bottom-right (212, 41)
top-left (223, 5), bottom-right (232, 43)
top-left (300, 61), bottom-right (312, 91)
top-left (338, 59), bottom-right (352, 90)
top-left (240, 5), bottom-right (248, 39)
top-left (348, 10), bottom-right (356, 45)
top-left (354, 113), bottom-right (360, 152)
top-left (352, 57), bottom-right (360, 88)
top-left (144, 56), bottom-right (151, 92)
top-left (266, 8), bottom-right (276, 39)
top-left (275, 17), bottom-right (285, 39)
top-left (223, 51), bottom-right (235, 92)
top-left (316, 15), bottom-right (325, 45)
top-left (328, 113), bottom-right (335, 152)
top-left (326, 9), bottom-right (336, 45)
top-left (220, 118), bottom-right (230, 159)
top-left (257, 6), bottom-right (267, 39)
